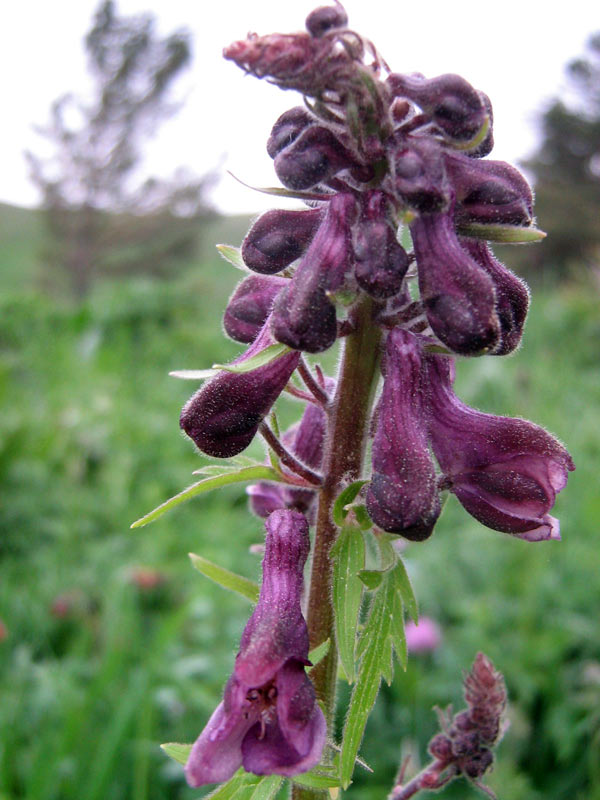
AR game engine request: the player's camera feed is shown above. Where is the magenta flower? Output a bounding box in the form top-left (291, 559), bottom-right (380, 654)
top-left (185, 510), bottom-right (326, 786)
top-left (424, 354), bottom-right (575, 540)
top-left (366, 329), bottom-right (440, 540)
top-left (180, 317), bottom-right (300, 458)
top-left (405, 617), bottom-right (442, 653)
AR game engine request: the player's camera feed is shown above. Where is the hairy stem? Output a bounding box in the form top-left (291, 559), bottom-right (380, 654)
top-left (292, 297), bottom-right (382, 800)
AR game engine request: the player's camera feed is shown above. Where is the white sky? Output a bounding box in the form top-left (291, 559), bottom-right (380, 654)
top-left (1, 0), bottom-right (598, 214)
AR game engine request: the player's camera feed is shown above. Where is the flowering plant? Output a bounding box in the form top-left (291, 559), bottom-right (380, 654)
top-left (133, 5), bottom-right (573, 798)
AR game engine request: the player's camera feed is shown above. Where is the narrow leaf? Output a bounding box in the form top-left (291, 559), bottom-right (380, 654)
top-left (389, 586), bottom-right (408, 670)
top-left (332, 527), bottom-right (365, 682)
top-left (189, 553), bottom-right (259, 603)
top-left (205, 771), bottom-right (259, 800)
top-left (390, 557), bottom-right (418, 625)
top-left (213, 343), bottom-right (291, 374)
top-left (248, 775), bottom-right (283, 800)
top-left (193, 465), bottom-right (242, 476)
top-left (357, 569), bottom-right (383, 590)
top-left (456, 222), bottom-right (546, 243)
top-left (160, 742), bottom-right (192, 765)
top-left (308, 639), bottom-right (330, 669)
top-left (131, 466), bottom-right (283, 529)
top-left (227, 171), bottom-right (330, 202)
top-left (332, 481), bottom-right (368, 527)
top-left (216, 244), bottom-right (249, 271)
top-left (169, 369), bottom-right (217, 380)
top-left (292, 772), bottom-right (341, 790)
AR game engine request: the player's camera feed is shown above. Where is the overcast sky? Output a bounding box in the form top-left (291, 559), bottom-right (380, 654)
top-left (1, 0), bottom-right (598, 214)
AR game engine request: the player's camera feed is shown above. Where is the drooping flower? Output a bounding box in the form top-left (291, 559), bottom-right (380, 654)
top-left (223, 274), bottom-right (288, 343)
top-left (185, 510), bottom-right (326, 786)
top-left (424, 354), bottom-right (575, 540)
top-left (271, 192), bottom-right (356, 353)
top-left (180, 317), bottom-right (300, 458)
top-left (366, 329), bottom-right (440, 540)
top-left (410, 208), bottom-right (501, 355)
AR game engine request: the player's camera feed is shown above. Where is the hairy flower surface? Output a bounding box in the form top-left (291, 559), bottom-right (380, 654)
top-left (180, 318), bottom-right (300, 457)
top-left (366, 329), bottom-right (440, 539)
top-left (425, 354), bottom-right (574, 539)
top-left (223, 274), bottom-right (288, 344)
top-left (185, 510), bottom-right (326, 785)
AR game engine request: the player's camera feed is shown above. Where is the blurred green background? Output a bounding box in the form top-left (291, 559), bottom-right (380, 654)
top-left (1, 198), bottom-right (599, 800)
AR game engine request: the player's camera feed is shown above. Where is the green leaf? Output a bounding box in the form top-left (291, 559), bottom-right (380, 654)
top-left (130, 466), bottom-right (283, 529)
top-left (390, 556), bottom-right (418, 625)
top-left (456, 222), bottom-right (547, 243)
top-left (189, 553), bottom-right (259, 603)
top-left (216, 244), bottom-right (249, 271)
top-left (160, 742), bottom-right (192, 765)
top-left (227, 171), bottom-right (330, 202)
top-left (292, 771), bottom-right (341, 790)
top-left (389, 583), bottom-right (408, 670)
top-left (205, 770), bottom-right (260, 800)
top-left (169, 368), bottom-right (217, 380)
top-left (340, 579), bottom-right (394, 788)
top-left (308, 638), bottom-right (330, 669)
top-left (332, 481), bottom-right (368, 527)
top-left (193, 465), bottom-right (243, 476)
top-left (332, 527), bottom-right (365, 682)
top-left (357, 569), bottom-right (383, 590)
top-left (247, 775), bottom-right (283, 800)
top-left (213, 343), bottom-right (291, 374)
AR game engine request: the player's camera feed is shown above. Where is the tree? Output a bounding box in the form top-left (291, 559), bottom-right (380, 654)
top-left (26, 0), bottom-right (215, 297)
top-left (522, 33), bottom-right (600, 278)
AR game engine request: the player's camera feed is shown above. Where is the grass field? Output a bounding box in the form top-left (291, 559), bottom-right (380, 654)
top-left (0, 203), bottom-right (599, 799)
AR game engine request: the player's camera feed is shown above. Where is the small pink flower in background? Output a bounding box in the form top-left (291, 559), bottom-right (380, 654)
top-left (405, 616), bottom-right (442, 653)
top-left (0, 618), bottom-right (8, 642)
top-left (128, 566), bottom-right (166, 592)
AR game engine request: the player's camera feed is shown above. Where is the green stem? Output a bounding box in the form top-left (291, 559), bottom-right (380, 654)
top-left (292, 297), bottom-right (382, 800)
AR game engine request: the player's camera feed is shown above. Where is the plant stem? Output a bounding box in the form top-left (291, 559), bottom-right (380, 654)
top-left (292, 297), bottom-right (382, 800)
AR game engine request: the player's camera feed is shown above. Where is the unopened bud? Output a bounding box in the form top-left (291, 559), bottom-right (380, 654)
top-left (267, 107), bottom-right (315, 159)
top-left (241, 207), bottom-right (322, 273)
top-left (305, 4), bottom-right (348, 37)
top-left (223, 274), bottom-right (288, 343)
top-left (394, 139), bottom-right (449, 213)
top-left (274, 125), bottom-right (355, 190)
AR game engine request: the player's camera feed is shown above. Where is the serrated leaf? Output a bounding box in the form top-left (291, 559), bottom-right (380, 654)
top-left (390, 556), bottom-right (418, 625)
top-left (332, 481), bottom-right (368, 527)
top-left (332, 527), bottom-right (365, 683)
top-left (216, 244), bottom-right (249, 271)
top-left (189, 553), bottom-right (259, 603)
top-left (160, 742), bottom-right (192, 765)
top-left (308, 638), bottom-right (330, 669)
top-left (169, 368), bottom-right (217, 380)
top-left (456, 222), bottom-right (546, 243)
top-left (213, 343), bottom-right (291, 374)
top-left (130, 466), bottom-right (283, 529)
top-left (340, 580), bottom-right (394, 788)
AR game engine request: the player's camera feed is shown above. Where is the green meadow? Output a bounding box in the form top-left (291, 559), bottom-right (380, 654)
top-left (1, 203), bottom-right (599, 799)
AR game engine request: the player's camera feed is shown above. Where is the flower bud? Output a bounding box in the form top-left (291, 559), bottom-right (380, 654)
top-left (460, 238), bottom-right (530, 355)
top-left (353, 190), bottom-right (409, 299)
top-left (366, 329), bottom-right (441, 540)
top-left (241, 208), bottom-right (323, 274)
top-left (410, 209), bottom-right (501, 355)
top-left (468, 91), bottom-right (494, 158)
top-left (271, 193), bottom-right (356, 352)
top-left (274, 125), bottom-right (356, 190)
top-left (267, 107), bottom-right (316, 159)
top-left (424, 354), bottom-right (575, 540)
top-left (394, 138), bottom-right (450, 213)
top-left (305, 5), bottom-right (348, 37)
top-left (387, 72), bottom-right (487, 143)
top-left (180, 318), bottom-right (300, 458)
top-left (223, 274), bottom-right (288, 344)
top-left (445, 152), bottom-right (533, 226)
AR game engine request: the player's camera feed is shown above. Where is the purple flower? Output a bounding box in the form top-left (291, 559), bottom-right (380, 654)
top-left (274, 124), bottom-right (357, 191)
top-left (387, 72), bottom-right (488, 144)
top-left (241, 208), bottom-right (322, 274)
top-left (180, 317), bottom-right (300, 458)
top-left (444, 152), bottom-right (533, 227)
top-left (266, 107), bottom-right (315, 159)
top-left (223, 275), bottom-right (288, 344)
top-left (424, 354), bottom-right (575, 540)
top-left (352, 190), bottom-right (409, 299)
top-left (393, 138), bottom-right (450, 214)
top-left (185, 510), bottom-right (326, 786)
top-left (271, 192), bottom-right (356, 353)
top-left (366, 329), bottom-right (440, 540)
top-left (460, 238), bottom-right (530, 355)
top-left (410, 208), bottom-right (500, 355)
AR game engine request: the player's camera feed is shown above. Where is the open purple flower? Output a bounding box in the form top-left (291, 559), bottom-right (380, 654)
top-left (424, 354), bottom-right (575, 540)
top-left (185, 510), bottom-right (326, 786)
top-left (180, 316), bottom-right (300, 458)
top-left (366, 329), bottom-right (440, 540)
